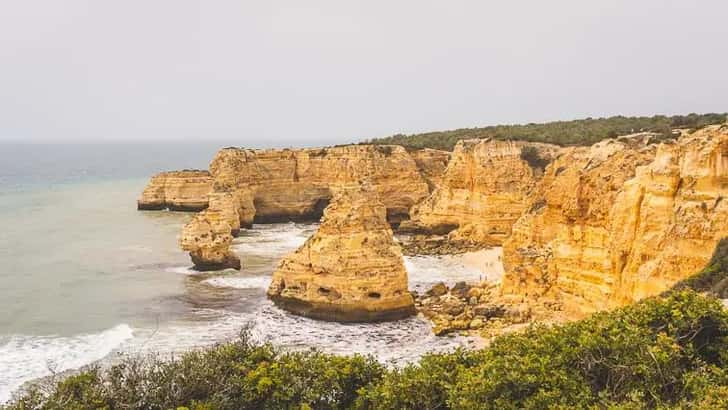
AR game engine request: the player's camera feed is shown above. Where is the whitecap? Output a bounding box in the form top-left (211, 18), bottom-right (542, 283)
top-left (233, 222), bottom-right (317, 257)
top-left (249, 301), bottom-right (479, 366)
top-left (0, 324), bottom-right (134, 404)
top-left (202, 276), bottom-right (271, 290)
top-left (164, 265), bottom-right (199, 275)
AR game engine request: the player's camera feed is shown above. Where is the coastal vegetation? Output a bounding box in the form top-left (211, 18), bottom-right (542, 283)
top-left (8, 245), bottom-right (728, 409)
top-left (368, 113), bottom-right (727, 150)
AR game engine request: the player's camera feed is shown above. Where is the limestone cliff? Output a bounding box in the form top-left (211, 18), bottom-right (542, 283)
top-left (179, 209), bottom-right (241, 271)
top-left (410, 148), bottom-right (451, 191)
top-left (267, 184), bottom-right (415, 322)
top-left (208, 144), bottom-right (429, 225)
top-left (503, 126), bottom-right (728, 316)
top-left (139, 145), bottom-right (429, 269)
top-left (402, 139), bottom-right (559, 245)
top-left (137, 170), bottom-right (212, 211)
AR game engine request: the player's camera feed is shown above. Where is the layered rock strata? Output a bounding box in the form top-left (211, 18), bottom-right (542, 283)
top-left (179, 209), bottom-right (241, 271)
top-left (139, 145), bottom-right (430, 269)
top-left (137, 170), bottom-right (212, 211)
top-left (402, 139), bottom-right (559, 246)
top-left (410, 148), bottom-right (451, 191)
top-left (503, 126), bottom-right (728, 316)
top-left (267, 184), bottom-right (415, 322)
top-left (208, 144), bottom-right (430, 225)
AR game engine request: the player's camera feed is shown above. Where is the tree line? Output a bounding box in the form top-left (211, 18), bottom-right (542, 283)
top-left (367, 113), bottom-right (727, 151)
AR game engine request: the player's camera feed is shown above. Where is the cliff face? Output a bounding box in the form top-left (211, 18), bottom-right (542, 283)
top-left (410, 148), bottom-right (451, 191)
top-left (267, 184), bottom-right (415, 322)
top-left (503, 126), bottom-right (728, 316)
top-left (179, 209), bottom-right (241, 271)
top-left (402, 139), bottom-right (559, 245)
top-left (208, 145), bottom-right (430, 225)
top-left (137, 170), bottom-right (212, 211)
top-left (140, 145), bottom-right (429, 269)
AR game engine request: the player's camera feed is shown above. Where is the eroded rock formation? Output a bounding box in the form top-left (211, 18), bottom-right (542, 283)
top-left (208, 144), bottom-right (429, 225)
top-left (410, 148), bottom-right (451, 191)
top-left (503, 126), bottom-right (728, 316)
top-left (402, 139), bottom-right (559, 246)
top-left (139, 145), bottom-right (430, 269)
top-left (267, 184), bottom-right (415, 322)
top-left (137, 170), bottom-right (212, 211)
top-left (179, 209), bottom-right (241, 271)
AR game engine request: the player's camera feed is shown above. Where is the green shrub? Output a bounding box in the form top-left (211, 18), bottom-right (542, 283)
top-left (367, 113), bottom-right (727, 151)
top-left (355, 291), bottom-right (728, 409)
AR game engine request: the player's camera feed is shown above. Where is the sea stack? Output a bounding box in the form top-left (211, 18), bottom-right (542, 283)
top-left (267, 183), bottom-right (415, 322)
top-left (179, 209), bottom-right (241, 271)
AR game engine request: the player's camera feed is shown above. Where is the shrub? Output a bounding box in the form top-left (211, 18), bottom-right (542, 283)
top-left (356, 291), bottom-right (728, 409)
top-left (367, 113), bottom-right (727, 151)
top-left (520, 146), bottom-right (550, 171)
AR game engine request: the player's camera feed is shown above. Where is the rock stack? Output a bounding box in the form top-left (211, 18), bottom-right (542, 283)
top-left (267, 184), bottom-right (415, 322)
top-left (179, 209), bottom-right (241, 271)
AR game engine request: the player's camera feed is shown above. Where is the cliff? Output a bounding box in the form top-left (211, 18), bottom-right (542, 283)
top-left (137, 170), bottom-right (212, 211)
top-left (208, 144), bottom-right (429, 225)
top-left (402, 139), bottom-right (559, 245)
top-left (503, 126), bottom-right (728, 316)
top-left (410, 148), bottom-right (451, 191)
top-left (138, 145), bottom-right (430, 269)
top-left (267, 184), bottom-right (415, 322)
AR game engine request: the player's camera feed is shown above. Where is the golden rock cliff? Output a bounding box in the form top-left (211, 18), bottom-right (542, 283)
top-left (142, 145), bottom-right (429, 269)
top-left (137, 170), bottom-right (212, 211)
top-left (179, 209), bottom-right (241, 271)
top-left (410, 148), bottom-right (451, 191)
top-left (502, 126), bottom-right (728, 316)
top-left (402, 139), bottom-right (559, 245)
top-left (208, 144), bottom-right (430, 225)
top-left (267, 184), bottom-right (415, 322)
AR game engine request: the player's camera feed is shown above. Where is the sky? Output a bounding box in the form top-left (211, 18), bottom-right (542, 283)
top-left (0, 1), bottom-right (726, 147)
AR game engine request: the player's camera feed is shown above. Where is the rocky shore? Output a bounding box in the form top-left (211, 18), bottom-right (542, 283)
top-left (414, 280), bottom-right (565, 339)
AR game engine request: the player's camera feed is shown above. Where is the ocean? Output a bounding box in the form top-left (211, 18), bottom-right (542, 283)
top-left (0, 142), bottom-right (490, 403)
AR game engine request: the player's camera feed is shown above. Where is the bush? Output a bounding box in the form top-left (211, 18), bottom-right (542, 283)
top-left (356, 291), bottom-right (728, 409)
top-left (367, 113), bottom-right (727, 151)
top-left (520, 146), bottom-right (550, 171)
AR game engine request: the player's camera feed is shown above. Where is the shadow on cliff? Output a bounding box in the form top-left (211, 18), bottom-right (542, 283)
top-left (670, 237), bottom-right (728, 298)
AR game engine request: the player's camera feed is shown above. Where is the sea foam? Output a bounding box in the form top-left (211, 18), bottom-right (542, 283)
top-left (202, 276), bottom-right (271, 290)
top-left (0, 324), bottom-right (133, 404)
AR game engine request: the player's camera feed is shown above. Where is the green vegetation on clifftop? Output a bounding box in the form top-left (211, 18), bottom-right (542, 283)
top-left (368, 113), bottom-right (727, 150)
top-left (8, 243), bottom-right (728, 409)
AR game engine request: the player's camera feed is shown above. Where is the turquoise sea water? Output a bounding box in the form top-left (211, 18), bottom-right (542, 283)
top-left (0, 142), bottom-right (485, 403)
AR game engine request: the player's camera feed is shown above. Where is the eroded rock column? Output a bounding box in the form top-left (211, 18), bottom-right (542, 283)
top-left (179, 209), bottom-right (241, 271)
top-left (267, 184), bottom-right (415, 322)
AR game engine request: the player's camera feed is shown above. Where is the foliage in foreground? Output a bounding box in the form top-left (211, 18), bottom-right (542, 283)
top-left (7, 290), bottom-right (728, 409)
top-left (368, 113), bottom-right (727, 151)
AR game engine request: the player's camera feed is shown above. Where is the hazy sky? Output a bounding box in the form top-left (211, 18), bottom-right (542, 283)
top-left (1, 1), bottom-right (726, 146)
